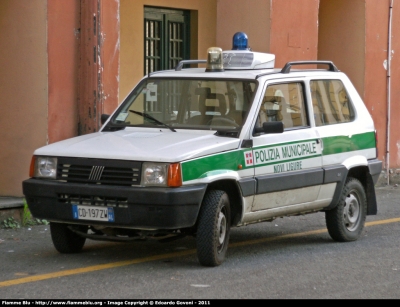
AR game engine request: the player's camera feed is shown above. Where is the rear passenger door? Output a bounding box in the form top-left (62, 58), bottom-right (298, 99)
top-left (251, 81), bottom-right (323, 212)
top-left (309, 78), bottom-right (362, 175)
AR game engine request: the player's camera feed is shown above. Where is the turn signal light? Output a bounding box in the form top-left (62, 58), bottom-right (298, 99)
top-left (29, 156), bottom-right (35, 177)
top-left (168, 163), bottom-right (182, 187)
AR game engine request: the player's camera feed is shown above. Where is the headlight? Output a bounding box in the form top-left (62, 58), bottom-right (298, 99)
top-left (34, 156), bottom-right (57, 179)
top-left (142, 162), bottom-right (168, 186)
top-left (142, 162), bottom-right (182, 187)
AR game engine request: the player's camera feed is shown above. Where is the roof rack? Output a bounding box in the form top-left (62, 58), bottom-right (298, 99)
top-left (175, 60), bottom-right (206, 71)
top-left (281, 61), bottom-right (339, 74)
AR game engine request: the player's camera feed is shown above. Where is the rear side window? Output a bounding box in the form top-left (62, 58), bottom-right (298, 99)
top-left (310, 80), bottom-right (355, 126)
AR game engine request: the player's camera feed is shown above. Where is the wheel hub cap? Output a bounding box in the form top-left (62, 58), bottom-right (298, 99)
top-left (217, 212), bottom-right (226, 245)
top-left (344, 193), bottom-right (360, 231)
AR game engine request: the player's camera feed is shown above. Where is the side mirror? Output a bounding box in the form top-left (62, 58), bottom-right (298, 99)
top-left (101, 114), bottom-right (110, 125)
top-left (254, 121), bottom-right (284, 134)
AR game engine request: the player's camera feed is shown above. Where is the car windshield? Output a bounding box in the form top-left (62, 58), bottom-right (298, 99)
top-left (108, 78), bottom-right (257, 135)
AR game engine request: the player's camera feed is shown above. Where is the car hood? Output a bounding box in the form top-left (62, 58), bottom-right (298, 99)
top-left (34, 128), bottom-right (241, 162)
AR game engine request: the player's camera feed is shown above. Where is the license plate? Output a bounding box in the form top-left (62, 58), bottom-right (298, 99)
top-left (72, 205), bottom-right (115, 222)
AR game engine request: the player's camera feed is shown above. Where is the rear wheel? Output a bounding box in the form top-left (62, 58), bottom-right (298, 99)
top-left (196, 190), bottom-right (231, 267)
top-left (325, 177), bottom-right (367, 242)
top-left (50, 222), bottom-right (87, 253)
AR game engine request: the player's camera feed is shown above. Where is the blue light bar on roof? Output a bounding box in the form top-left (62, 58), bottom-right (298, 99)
top-left (232, 32), bottom-right (249, 50)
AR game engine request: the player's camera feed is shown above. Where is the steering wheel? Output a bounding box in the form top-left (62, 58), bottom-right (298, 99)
top-left (206, 117), bottom-right (240, 127)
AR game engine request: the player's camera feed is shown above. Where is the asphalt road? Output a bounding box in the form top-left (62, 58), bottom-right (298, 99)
top-left (1, 186), bottom-right (400, 299)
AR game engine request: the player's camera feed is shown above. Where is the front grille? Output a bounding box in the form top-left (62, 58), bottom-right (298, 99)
top-left (57, 157), bottom-right (141, 186)
top-left (58, 193), bottom-right (128, 207)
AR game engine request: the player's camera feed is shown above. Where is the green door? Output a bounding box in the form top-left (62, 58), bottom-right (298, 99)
top-left (144, 7), bottom-right (190, 74)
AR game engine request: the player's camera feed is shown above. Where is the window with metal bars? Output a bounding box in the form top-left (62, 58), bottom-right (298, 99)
top-left (144, 7), bottom-right (190, 75)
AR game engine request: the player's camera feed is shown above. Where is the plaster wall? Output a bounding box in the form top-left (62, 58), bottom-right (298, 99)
top-left (385, 1), bottom-right (400, 169)
top-left (78, 0), bottom-right (120, 134)
top-left (270, 0), bottom-right (319, 67)
top-left (119, 0), bottom-right (217, 101)
top-left (216, 0), bottom-right (319, 67)
top-left (216, 0), bottom-right (271, 52)
top-left (101, 0), bottom-right (120, 115)
top-left (0, 0), bottom-right (48, 196)
top-left (364, 0), bottom-right (390, 167)
top-left (318, 0), bottom-right (365, 97)
top-left (48, 1), bottom-right (80, 143)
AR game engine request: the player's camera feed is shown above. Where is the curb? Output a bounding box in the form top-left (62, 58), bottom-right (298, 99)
top-left (0, 197), bottom-right (25, 224)
top-left (0, 197), bottom-right (24, 209)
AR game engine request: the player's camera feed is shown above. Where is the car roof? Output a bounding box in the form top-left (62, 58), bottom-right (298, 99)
top-left (147, 67), bottom-right (344, 80)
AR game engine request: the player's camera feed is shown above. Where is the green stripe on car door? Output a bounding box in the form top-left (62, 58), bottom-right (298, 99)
top-left (181, 150), bottom-right (244, 182)
top-left (322, 131), bottom-right (376, 156)
top-left (181, 131), bottom-right (376, 182)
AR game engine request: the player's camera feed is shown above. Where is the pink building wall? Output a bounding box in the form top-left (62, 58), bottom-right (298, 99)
top-left (48, 0), bottom-right (80, 143)
top-left (385, 1), bottom-right (400, 170)
top-left (0, 0), bottom-right (48, 196)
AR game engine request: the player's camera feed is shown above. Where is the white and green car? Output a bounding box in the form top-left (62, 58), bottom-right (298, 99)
top-left (23, 33), bottom-right (382, 267)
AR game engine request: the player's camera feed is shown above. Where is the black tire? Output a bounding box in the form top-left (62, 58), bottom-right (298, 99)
top-left (196, 190), bottom-right (231, 267)
top-left (50, 222), bottom-right (87, 253)
top-left (325, 177), bottom-right (367, 242)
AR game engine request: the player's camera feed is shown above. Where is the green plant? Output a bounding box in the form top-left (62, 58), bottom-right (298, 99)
top-left (24, 218), bottom-right (49, 227)
top-left (21, 200), bottom-right (49, 227)
top-left (1, 217), bottom-right (20, 229)
top-left (22, 201), bottom-right (32, 226)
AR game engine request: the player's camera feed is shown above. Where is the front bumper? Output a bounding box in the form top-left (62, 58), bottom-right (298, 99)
top-left (23, 179), bottom-right (207, 229)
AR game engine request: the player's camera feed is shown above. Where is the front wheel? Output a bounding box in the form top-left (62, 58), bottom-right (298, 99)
top-left (50, 222), bottom-right (87, 253)
top-left (196, 190), bottom-right (231, 267)
top-left (325, 177), bottom-right (367, 242)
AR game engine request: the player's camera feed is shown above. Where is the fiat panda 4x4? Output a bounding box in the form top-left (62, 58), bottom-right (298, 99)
top-left (23, 33), bottom-right (382, 267)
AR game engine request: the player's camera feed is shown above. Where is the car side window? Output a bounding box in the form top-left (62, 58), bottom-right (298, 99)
top-left (258, 82), bottom-right (308, 129)
top-left (310, 79), bottom-right (355, 126)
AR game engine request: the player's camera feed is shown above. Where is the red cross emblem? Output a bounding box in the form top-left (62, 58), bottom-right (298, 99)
top-left (244, 152), bottom-right (253, 166)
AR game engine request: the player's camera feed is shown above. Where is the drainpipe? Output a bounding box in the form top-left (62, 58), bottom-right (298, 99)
top-left (386, 0), bottom-right (393, 185)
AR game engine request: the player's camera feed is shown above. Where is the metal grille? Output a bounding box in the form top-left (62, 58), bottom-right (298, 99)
top-left (168, 21), bottom-right (184, 69)
top-left (57, 158), bottom-right (141, 186)
top-left (58, 194), bottom-right (128, 207)
top-left (144, 7), bottom-right (190, 74)
top-left (145, 19), bottom-right (161, 75)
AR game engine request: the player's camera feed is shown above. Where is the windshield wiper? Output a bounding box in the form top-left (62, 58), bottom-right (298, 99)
top-left (129, 110), bottom-right (176, 132)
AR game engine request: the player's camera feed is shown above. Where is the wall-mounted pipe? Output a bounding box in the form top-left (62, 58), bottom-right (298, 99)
top-left (386, 0), bottom-right (393, 185)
